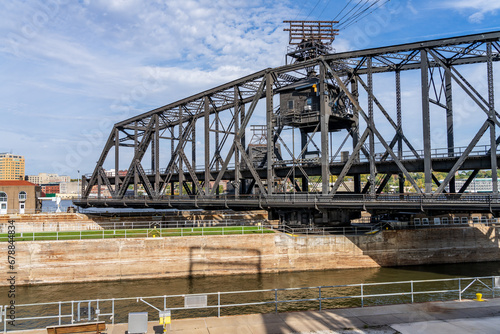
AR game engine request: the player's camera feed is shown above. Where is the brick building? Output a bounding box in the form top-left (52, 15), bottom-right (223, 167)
top-left (0, 180), bottom-right (41, 214)
top-left (41, 183), bottom-right (60, 196)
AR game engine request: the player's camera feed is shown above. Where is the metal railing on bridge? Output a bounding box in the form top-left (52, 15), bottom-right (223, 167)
top-left (82, 193), bottom-right (500, 205)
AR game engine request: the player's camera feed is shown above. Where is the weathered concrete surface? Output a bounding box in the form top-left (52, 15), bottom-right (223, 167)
top-left (7, 298), bottom-right (500, 334)
top-left (1, 226), bottom-right (499, 285)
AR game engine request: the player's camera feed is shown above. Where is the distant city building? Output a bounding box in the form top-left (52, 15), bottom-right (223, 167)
top-left (105, 169), bottom-right (128, 177)
top-left (0, 153), bottom-right (25, 181)
top-left (449, 178), bottom-right (498, 193)
top-left (26, 173), bottom-right (70, 185)
top-left (0, 180), bottom-right (41, 214)
top-left (41, 183), bottom-right (60, 196)
top-left (59, 182), bottom-right (79, 195)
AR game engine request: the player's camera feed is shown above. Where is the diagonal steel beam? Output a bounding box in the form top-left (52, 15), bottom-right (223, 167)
top-left (178, 149), bottom-right (203, 195)
top-left (135, 161), bottom-right (155, 198)
top-left (428, 49), bottom-right (500, 128)
top-left (331, 128), bottom-right (370, 194)
top-left (210, 77), bottom-right (267, 196)
top-left (116, 118), bottom-right (156, 198)
top-left (357, 76), bottom-right (421, 159)
top-left (324, 61), bottom-right (422, 194)
top-left (98, 167), bottom-right (115, 197)
top-left (83, 129), bottom-right (116, 198)
top-left (435, 121), bottom-right (490, 194)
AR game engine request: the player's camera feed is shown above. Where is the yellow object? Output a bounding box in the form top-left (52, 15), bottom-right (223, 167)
top-left (312, 84), bottom-right (317, 93)
top-left (159, 316), bottom-right (171, 325)
top-left (474, 293), bottom-right (485, 302)
top-left (153, 235), bottom-right (156, 238)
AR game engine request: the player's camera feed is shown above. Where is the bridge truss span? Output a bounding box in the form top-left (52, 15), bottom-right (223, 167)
top-left (76, 30), bottom-right (500, 223)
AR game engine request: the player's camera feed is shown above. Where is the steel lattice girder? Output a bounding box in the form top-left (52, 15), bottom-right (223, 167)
top-left (79, 31), bottom-right (500, 206)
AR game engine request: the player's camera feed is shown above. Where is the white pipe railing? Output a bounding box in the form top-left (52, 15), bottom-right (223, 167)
top-left (2, 276), bottom-right (498, 333)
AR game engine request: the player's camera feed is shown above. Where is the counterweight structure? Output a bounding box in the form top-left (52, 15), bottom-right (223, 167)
top-left (75, 25), bottom-right (500, 224)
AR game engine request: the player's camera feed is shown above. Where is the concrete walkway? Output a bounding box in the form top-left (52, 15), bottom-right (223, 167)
top-left (10, 298), bottom-right (500, 334)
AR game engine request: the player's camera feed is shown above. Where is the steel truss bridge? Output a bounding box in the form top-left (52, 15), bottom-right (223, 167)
top-left (75, 30), bottom-right (500, 224)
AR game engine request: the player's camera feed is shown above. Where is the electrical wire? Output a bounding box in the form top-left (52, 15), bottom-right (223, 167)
top-left (318, 0), bottom-right (334, 20)
top-left (340, 0), bottom-right (391, 30)
top-left (336, 0), bottom-right (374, 30)
top-left (333, 0), bottom-right (354, 21)
top-left (305, 0), bottom-right (323, 20)
top-left (335, 0), bottom-right (369, 25)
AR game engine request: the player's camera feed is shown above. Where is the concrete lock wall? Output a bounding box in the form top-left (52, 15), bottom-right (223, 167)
top-left (1, 226), bottom-right (499, 285)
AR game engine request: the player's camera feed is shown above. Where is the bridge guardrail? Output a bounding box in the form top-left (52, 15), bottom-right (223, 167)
top-left (80, 193), bottom-right (500, 205)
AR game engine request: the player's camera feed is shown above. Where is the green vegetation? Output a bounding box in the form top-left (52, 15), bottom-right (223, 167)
top-left (0, 226), bottom-right (274, 242)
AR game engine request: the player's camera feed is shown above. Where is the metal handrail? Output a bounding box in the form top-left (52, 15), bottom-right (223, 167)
top-left (0, 224), bottom-right (274, 242)
top-left (3, 276), bottom-right (498, 333)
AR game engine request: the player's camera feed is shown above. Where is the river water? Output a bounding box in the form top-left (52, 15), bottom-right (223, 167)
top-left (2, 261), bottom-right (500, 330)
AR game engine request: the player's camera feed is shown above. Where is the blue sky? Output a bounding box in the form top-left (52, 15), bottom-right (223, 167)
top-left (1, 0), bottom-right (500, 178)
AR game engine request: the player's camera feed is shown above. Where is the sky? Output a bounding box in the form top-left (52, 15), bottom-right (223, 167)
top-left (1, 0), bottom-right (500, 178)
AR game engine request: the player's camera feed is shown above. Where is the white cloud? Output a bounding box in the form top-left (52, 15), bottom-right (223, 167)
top-left (444, 0), bottom-right (500, 23)
top-left (0, 0), bottom-right (299, 175)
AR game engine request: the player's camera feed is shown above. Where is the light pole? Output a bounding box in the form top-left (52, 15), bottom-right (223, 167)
top-left (77, 170), bottom-right (80, 199)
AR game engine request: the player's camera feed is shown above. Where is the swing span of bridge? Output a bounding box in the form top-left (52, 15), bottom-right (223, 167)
top-left (74, 26), bottom-right (500, 223)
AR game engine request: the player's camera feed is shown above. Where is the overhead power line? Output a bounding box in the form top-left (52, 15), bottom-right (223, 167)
top-left (339, 0), bottom-right (391, 30)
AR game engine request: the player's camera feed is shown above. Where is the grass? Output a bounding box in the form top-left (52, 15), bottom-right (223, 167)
top-left (0, 226), bottom-right (275, 242)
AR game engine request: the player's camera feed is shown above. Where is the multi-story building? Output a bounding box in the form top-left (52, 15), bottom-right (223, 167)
top-left (59, 182), bottom-right (79, 195)
top-left (0, 180), bottom-right (41, 214)
top-left (0, 153), bottom-right (25, 180)
top-left (40, 183), bottom-right (60, 196)
top-left (453, 178), bottom-right (498, 193)
top-left (26, 173), bottom-right (70, 185)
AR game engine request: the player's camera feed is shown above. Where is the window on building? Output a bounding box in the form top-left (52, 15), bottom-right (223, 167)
top-left (0, 192), bottom-right (6, 202)
top-left (453, 217), bottom-right (460, 224)
top-left (288, 100), bottom-right (294, 110)
top-left (461, 217), bottom-right (468, 224)
top-left (414, 218), bottom-right (421, 226)
top-left (19, 191), bottom-right (27, 201)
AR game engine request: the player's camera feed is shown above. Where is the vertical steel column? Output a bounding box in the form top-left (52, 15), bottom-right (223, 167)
top-left (445, 68), bottom-right (456, 193)
top-left (396, 69), bottom-right (405, 193)
top-left (170, 127), bottom-right (175, 196)
top-left (192, 112), bottom-right (196, 193)
top-left (134, 122), bottom-right (139, 197)
top-left (487, 42), bottom-right (498, 194)
top-left (154, 114), bottom-right (160, 196)
top-left (351, 75), bottom-right (361, 193)
top-left (216, 106), bottom-right (220, 195)
top-left (266, 72), bottom-right (275, 194)
top-left (421, 49), bottom-right (433, 194)
top-left (114, 128), bottom-right (120, 197)
top-left (320, 63), bottom-right (330, 195)
top-left (204, 97), bottom-right (211, 195)
top-left (151, 117), bottom-right (156, 173)
top-left (234, 86), bottom-right (240, 198)
top-left (178, 107), bottom-right (184, 196)
top-left (97, 171), bottom-right (102, 199)
top-left (301, 131), bottom-right (309, 192)
top-left (240, 103), bottom-right (247, 194)
top-left (367, 57), bottom-right (376, 196)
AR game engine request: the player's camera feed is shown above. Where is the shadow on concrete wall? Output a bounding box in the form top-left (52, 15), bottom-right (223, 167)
top-left (188, 246), bottom-right (262, 290)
